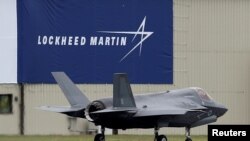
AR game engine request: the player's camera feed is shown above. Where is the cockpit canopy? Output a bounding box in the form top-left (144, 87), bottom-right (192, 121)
top-left (191, 87), bottom-right (213, 102)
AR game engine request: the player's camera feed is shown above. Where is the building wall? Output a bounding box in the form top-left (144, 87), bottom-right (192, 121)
top-left (0, 85), bottom-right (20, 135)
top-left (0, 0), bottom-right (250, 135)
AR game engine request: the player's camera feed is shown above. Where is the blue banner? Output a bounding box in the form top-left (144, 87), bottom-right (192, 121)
top-left (17, 0), bottom-right (173, 84)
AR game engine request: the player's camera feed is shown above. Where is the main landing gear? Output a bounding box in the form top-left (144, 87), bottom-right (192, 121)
top-left (154, 127), bottom-right (167, 141)
top-left (94, 127), bottom-right (105, 141)
top-left (154, 127), bottom-right (192, 141)
top-left (185, 127), bottom-right (192, 141)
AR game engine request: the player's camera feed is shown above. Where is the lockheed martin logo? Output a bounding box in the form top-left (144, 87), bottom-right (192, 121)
top-left (37, 16), bottom-right (153, 62)
top-left (99, 16), bottom-right (153, 62)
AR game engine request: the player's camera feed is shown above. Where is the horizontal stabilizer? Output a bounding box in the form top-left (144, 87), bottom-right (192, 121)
top-left (36, 105), bottom-right (83, 113)
top-left (52, 72), bottom-right (90, 108)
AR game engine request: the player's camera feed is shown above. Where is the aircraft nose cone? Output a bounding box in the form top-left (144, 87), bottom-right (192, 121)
top-left (219, 107), bottom-right (228, 117)
top-left (217, 105), bottom-right (228, 117)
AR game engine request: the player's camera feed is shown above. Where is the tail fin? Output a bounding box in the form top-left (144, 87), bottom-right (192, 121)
top-left (113, 73), bottom-right (136, 108)
top-left (52, 72), bottom-right (90, 108)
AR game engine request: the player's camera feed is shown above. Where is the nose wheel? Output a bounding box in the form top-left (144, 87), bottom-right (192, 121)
top-left (154, 127), bottom-right (168, 141)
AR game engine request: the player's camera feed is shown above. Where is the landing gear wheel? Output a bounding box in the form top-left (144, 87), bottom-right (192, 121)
top-left (157, 135), bottom-right (167, 141)
top-left (154, 127), bottom-right (167, 141)
top-left (185, 137), bottom-right (192, 141)
top-left (185, 127), bottom-right (192, 141)
top-left (94, 134), bottom-right (105, 141)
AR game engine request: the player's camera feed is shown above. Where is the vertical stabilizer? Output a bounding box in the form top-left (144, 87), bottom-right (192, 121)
top-left (113, 73), bottom-right (136, 108)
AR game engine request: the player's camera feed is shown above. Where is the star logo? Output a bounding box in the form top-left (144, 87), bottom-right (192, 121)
top-left (98, 16), bottom-right (154, 62)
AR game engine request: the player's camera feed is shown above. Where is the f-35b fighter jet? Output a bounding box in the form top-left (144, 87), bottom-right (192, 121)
top-left (38, 72), bottom-right (227, 141)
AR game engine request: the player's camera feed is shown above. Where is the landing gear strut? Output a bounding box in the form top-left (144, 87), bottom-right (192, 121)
top-left (94, 126), bottom-right (105, 141)
top-left (154, 127), bottom-right (167, 141)
top-left (185, 127), bottom-right (192, 141)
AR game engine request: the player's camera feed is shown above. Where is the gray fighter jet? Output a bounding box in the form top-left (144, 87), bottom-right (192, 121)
top-left (38, 72), bottom-right (227, 141)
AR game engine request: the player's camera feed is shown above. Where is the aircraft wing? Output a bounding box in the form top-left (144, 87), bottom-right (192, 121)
top-left (36, 105), bottom-right (84, 113)
top-left (134, 107), bottom-right (207, 117)
top-left (91, 108), bottom-right (137, 114)
top-left (90, 107), bottom-right (206, 117)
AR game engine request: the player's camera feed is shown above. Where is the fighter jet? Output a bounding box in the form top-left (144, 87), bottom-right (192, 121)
top-left (38, 72), bottom-right (227, 141)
